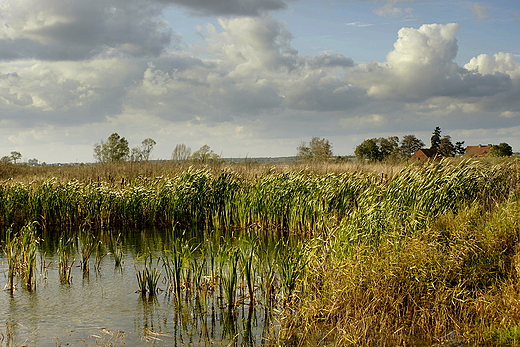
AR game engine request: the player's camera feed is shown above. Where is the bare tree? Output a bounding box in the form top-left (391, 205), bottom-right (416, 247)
top-left (131, 138), bottom-right (156, 161)
top-left (172, 143), bottom-right (191, 162)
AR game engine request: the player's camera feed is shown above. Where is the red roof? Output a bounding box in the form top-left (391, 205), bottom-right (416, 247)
top-left (465, 145), bottom-right (492, 157)
top-left (410, 148), bottom-right (441, 160)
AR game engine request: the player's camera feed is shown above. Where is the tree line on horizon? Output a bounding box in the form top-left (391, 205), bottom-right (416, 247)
top-left (296, 127), bottom-right (513, 163)
top-left (0, 129), bottom-right (514, 166)
top-left (93, 133), bottom-right (221, 164)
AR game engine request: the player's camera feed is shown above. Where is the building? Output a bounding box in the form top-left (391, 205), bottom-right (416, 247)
top-left (465, 144), bottom-right (492, 157)
top-left (410, 148), bottom-right (441, 161)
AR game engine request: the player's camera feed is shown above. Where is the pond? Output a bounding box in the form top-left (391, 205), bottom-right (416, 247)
top-left (0, 227), bottom-right (292, 346)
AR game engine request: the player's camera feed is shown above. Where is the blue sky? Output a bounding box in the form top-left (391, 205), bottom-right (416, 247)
top-left (0, 0), bottom-right (519, 162)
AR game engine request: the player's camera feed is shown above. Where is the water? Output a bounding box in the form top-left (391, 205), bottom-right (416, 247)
top-left (0, 229), bottom-right (278, 346)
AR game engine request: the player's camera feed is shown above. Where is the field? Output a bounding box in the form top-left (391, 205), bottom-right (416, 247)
top-left (1, 158), bottom-right (520, 346)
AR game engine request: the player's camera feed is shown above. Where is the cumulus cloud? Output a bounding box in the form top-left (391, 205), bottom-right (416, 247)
top-left (155, 0), bottom-right (292, 16)
top-left (359, 23), bottom-right (460, 100)
top-left (1, 4), bottom-right (520, 162)
top-left (0, 0), bottom-right (175, 61)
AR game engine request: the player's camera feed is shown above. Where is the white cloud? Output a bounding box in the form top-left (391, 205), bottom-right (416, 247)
top-left (469, 2), bottom-right (490, 22)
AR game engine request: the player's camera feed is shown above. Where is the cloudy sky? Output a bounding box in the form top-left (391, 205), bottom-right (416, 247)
top-left (1, 0), bottom-right (519, 163)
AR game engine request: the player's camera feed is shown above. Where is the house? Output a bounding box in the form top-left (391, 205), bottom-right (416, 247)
top-left (465, 144), bottom-right (492, 157)
top-left (410, 148), bottom-right (441, 161)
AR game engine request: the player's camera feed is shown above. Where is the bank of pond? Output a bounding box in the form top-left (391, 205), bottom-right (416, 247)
top-left (1, 159), bottom-right (520, 346)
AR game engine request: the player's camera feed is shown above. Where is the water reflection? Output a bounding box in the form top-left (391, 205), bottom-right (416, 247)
top-left (0, 227), bottom-right (293, 346)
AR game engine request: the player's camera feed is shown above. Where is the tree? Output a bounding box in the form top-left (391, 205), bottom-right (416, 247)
top-left (93, 133), bottom-right (130, 163)
top-left (355, 137), bottom-right (400, 162)
top-left (130, 138), bottom-right (156, 161)
top-left (190, 145), bottom-right (220, 163)
top-left (10, 151), bottom-right (22, 164)
top-left (488, 143), bottom-right (513, 157)
top-left (400, 135), bottom-right (425, 157)
top-left (430, 127), bottom-right (442, 149)
top-left (28, 158), bottom-right (39, 166)
top-left (172, 143), bottom-right (192, 162)
top-left (439, 135), bottom-right (455, 157)
top-left (454, 141), bottom-right (466, 156)
top-left (1, 156), bottom-right (11, 164)
top-left (296, 137), bottom-right (333, 161)
top-left (355, 138), bottom-right (381, 161)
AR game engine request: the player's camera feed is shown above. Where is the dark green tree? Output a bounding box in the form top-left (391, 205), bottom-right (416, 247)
top-left (439, 135), bottom-right (456, 157)
top-left (355, 137), bottom-right (399, 161)
top-left (355, 138), bottom-right (380, 161)
top-left (488, 143), bottom-right (513, 157)
top-left (430, 127), bottom-right (441, 149)
top-left (93, 133), bottom-right (130, 162)
top-left (400, 135), bottom-right (425, 157)
top-left (455, 141), bottom-right (466, 156)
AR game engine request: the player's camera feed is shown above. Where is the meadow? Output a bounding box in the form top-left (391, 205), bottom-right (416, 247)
top-left (1, 158), bottom-right (520, 346)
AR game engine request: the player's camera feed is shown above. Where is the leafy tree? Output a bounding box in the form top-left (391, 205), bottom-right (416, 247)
top-left (93, 133), bottom-right (130, 163)
top-left (28, 158), bottom-right (39, 166)
top-left (355, 139), bottom-right (380, 161)
top-left (190, 145), bottom-right (220, 163)
top-left (379, 136), bottom-right (399, 158)
top-left (10, 151), bottom-right (22, 164)
top-left (296, 137), bottom-right (333, 161)
top-left (455, 141), bottom-right (466, 156)
top-left (130, 138), bottom-right (156, 161)
top-left (355, 137), bottom-right (399, 161)
top-left (1, 156), bottom-right (11, 164)
top-left (430, 127), bottom-right (442, 149)
top-left (439, 135), bottom-right (455, 157)
top-left (172, 143), bottom-right (192, 161)
top-left (400, 135), bottom-right (425, 157)
top-left (488, 143), bottom-right (513, 157)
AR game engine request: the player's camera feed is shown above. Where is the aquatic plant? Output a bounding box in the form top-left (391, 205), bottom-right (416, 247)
top-left (135, 254), bottom-right (161, 296)
top-left (2, 222), bottom-right (40, 291)
top-left (58, 236), bottom-right (74, 284)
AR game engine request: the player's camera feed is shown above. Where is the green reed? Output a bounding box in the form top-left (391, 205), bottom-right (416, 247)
top-left (2, 223), bottom-right (40, 291)
top-left (58, 236), bottom-right (74, 284)
top-left (1, 160), bottom-right (518, 238)
top-left (135, 254), bottom-right (161, 296)
top-left (78, 231), bottom-right (96, 273)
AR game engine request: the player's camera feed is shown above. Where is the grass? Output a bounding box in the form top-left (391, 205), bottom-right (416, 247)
top-left (1, 157), bottom-right (520, 345)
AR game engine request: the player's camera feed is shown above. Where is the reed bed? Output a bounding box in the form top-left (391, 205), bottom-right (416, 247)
top-left (1, 159), bottom-right (517, 234)
top-left (1, 158), bottom-right (520, 345)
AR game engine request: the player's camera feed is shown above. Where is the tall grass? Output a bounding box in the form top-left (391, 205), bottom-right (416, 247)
top-left (1, 158), bottom-right (520, 345)
top-left (3, 159), bottom-right (515, 234)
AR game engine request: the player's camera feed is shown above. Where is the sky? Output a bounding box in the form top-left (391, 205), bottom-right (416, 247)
top-left (0, 0), bottom-right (519, 163)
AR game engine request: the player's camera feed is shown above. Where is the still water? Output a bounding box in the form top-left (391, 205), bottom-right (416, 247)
top-left (0, 229), bottom-right (276, 346)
